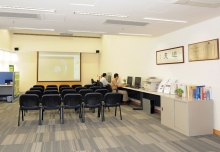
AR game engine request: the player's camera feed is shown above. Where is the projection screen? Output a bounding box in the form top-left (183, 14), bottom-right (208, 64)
top-left (37, 52), bottom-right (81, 81)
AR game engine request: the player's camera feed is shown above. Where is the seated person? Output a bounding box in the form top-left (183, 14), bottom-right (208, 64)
top-left (100, 73), bottom-right (109, 87)
top-left (111, 73), bottom-right (129, 104)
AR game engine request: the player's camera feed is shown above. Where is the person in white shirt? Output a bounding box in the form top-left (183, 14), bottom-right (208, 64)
top-left (100, 73), bottom-right (109, 87)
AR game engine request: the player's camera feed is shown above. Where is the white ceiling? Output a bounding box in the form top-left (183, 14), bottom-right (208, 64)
top-left (0, 0), bottom-right (220, 37)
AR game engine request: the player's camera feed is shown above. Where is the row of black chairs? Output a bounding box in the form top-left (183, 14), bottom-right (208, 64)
top-left (18, 92), bottom-right (122, 126)
top-left (33, 84), bottom-right (96, 91)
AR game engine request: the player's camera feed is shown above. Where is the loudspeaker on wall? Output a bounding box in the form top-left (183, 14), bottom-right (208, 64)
top-left (96, 50), bottom-right (99, 53)
top-left (14, 47), bottom-right (19, 51)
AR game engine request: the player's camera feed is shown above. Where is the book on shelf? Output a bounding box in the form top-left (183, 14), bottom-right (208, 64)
top-left (195, 85), bottom-right (205, 100)
top-left (186, 85), bottom-right (196, 98)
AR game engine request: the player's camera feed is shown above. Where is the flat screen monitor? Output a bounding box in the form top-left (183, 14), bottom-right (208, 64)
top-left (134, 77), bottom-right (141, 87)
top-left (127, 76), bottom-right (132, 86)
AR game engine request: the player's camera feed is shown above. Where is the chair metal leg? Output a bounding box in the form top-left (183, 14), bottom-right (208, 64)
top-left (97, 107), bottom-right (100, 117)
top-left (39, 108), bottom-right (42, 125)
top-left (102, 106), bottom-right (105, 122)
top-left (115, 106), bottom-right (117, 117)
top-left (81, 106), bottom-right (85, 123)
top-left (79, 106), bottom-right (82, 118)
top-left (60, 107), bottom-right (64, 124)
top-left (22, 110), bottom-right (24, 121)
top-left (119, 105), bottom-right (122, 120)
top-left (18, 108), bottom-right (20, 126)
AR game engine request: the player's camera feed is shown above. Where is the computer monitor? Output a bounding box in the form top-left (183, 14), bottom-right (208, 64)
top-left (134, 77), bottom-right (141, 87)
top-left (127, 76), bottom-right (132, 86)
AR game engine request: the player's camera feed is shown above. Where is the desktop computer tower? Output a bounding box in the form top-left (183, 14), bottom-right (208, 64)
top-left (143, 98), bottom-right (154, 114)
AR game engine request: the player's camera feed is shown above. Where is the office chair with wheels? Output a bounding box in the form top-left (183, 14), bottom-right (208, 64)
top-left (18, 94), bottom-right (41, 126)
top-left (81, 93), bottom-right (103, 123)
top-left (103, 93), bottom-right (123, 121)
top-left (41, 94), bottom-right (63, 124)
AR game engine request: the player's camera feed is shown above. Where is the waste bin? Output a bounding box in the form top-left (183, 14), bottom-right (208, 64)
top-left (7, 96), bottom-right (12, 103)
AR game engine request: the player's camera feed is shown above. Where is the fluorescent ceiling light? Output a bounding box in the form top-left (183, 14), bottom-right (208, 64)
top-left (69, 30), bottom-right (106, 34)
top-left (119, 33), bottom-right (152, 37)
top-left (70, 3), bottom-right (95, 6)
top-left (0, 5), bottom-right (56, 12)
top-left (74, 11), bottom-right (128, 18)
top-left (10, 27), bottom-right (55, 31)
top-left (143, 17), bottom-right (188, 23)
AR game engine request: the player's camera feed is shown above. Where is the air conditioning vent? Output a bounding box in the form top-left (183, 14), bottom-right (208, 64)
top-left (13, 33), bottom-right (101, 38)
top-left (104, 19), bottom-right (148, 26)
top-left (59, 33), bottom-right (73, 36)
top-left (0, 12), bottom-right (40, 19)
top-left (173, 0), bottom-right (220, 8)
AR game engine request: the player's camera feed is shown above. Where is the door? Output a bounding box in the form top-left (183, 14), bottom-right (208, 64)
top-left (161, 96), bottom-right (174, 128)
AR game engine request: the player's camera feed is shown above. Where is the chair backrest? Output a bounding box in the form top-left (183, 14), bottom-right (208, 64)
top-left (60, 87), bottom-right (72, 93)
top-left (47, 85), bottom-right (57, 88)
top-left (104, 93), bottom-right (122, 105)
top-left (63, 94), bottom-right (82, 107)
top-left (90, 86), bottom-right (101, 92)
top-left (95, 89), bottom-right (108, 100)
top-left (99, 81), bottom-right (103, 88)
top-left (75, 87), bottom-right (87, 92)
top-left (41, 94), bottom-right (61, 108)
top-left (106, 84), bottom-right (113, 92)
top-left (45, 87), bottom-right (58, 91)
top-left (72, 84), bottom-right (82, 89)
top-left (43, 90), bottom-right (59, 94)
top-left (59, 84), bottom-right (70, 90)
top-left (79, 89), bottom-right (93, 99)
top-left (84, 93), bottom-right (102, 105)
top-left (91, 79), bottom-right (95, 84)
top-left (30, 87), bottom-right (43, 94)
top-left (25, 90), bottom-right (42, 99)
top-left (33, 85), bottom-right (45, 91)
top-left (19, 94), bottom-right (40, 108)
top-left (84, 84), bottom-right (94, 89)
top-left (61, 89), bottom-right (77, 99)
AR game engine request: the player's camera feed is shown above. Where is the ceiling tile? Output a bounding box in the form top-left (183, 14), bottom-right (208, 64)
top-left (145, 2), bottom-right (177, 13)
top-left (43, 14), bottom-right (65, 22)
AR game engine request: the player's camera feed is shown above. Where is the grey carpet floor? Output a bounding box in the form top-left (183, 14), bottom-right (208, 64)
top-left (0, 99), bottom-right (219, 152)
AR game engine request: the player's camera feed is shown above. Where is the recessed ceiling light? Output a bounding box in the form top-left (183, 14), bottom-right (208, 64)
top-left (0, 5), bottom-right (56, 12)
top-left (10, 27), bottom-right (55, 31)
top-left (68, 30), bottom-right (106, 34)
top-left (143, 17), bottom-right (188, 23)
top-left (74, 11), bottom-right (128, 18)
top-left (119, 33), bottom-right (152, 37)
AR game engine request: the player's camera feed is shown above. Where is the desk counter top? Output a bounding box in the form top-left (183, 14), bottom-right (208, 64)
top-left (0, 85), bottom-right (13, 87)
top-left (123, 87), bottom-right (208, 103)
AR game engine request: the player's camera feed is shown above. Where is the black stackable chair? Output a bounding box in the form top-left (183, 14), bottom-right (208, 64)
top-left (25, 90), bottom-right (42, 100)
top-left (103, 93), bottom-right (123, 121)
top-left (84, 84), bottom-right (94, 89)
top-left (79, 89), bottom-right (93, 102)
top-left (75, 87), bottom-right (87, 92)
top-left (40, 94), bottom-right (63, 124)
top-left (45, 87), bottom-right (58, 91)
top-left (61, 89), bottom-right (77, 99)
top-left (59, 84), bottom-right (70, 91)
top-left (90, 86), bottom-right (101, 92)
top-left (81, 93), bottom-right (103, 123)
top-left (43, 90), bottom-right (59, 94)
top-left (106, 84), bottom-right (118, 92)
top-left (63, 94), bottom-right (82, 122)
top-left (95, 89), bottom-right (110, 112)
top-left (30, 87), bottom-right (43, 94)
top-left (33, 85), bottom-right (45, 92)
top-left (60, 87), bottom-right (72, 93)
top-left (18, 94), bottom-right (41, 126)
top-left (46, 85), bottom-right (57, 88)
top-left (72, 84), bottom-right (82, 89)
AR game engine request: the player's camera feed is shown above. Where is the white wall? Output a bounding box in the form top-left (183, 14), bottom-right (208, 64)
top-left (99, 16), bottom-right (220, 131)
top-left (100, 35), bottom-right (153, 83)
top-left (0, 30), bottom-right (12, 51)
top-left (12, 34), bottom-right (101, 53)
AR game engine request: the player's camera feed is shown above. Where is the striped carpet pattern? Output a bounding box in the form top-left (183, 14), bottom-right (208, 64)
top-left (0, 100), bottom-right (219, 152)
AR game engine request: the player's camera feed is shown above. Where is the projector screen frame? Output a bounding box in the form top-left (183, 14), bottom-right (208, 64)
top-left (37, 52), bottom-right (81, 82)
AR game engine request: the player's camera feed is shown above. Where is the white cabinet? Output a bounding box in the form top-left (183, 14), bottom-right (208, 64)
top-left (161, 96), bottom-right (213, 136)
